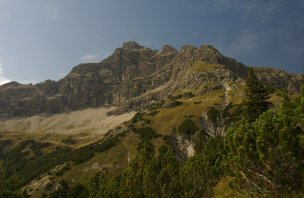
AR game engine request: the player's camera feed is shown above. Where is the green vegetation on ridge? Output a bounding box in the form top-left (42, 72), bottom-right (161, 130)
top-left (84, 69), bottom-right (304, 197)
top-left (1, 69), bottom-right (303, 197)
top-left (0, 136), bottom-right (120, 186)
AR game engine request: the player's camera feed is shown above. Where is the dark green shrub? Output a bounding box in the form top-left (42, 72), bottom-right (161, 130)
top-left (132, 112), bottom-right (145, 123)
top-left (94, 138), bottom-right (119, 153)
top-left (62, 137), bottom-right (76, 145)
top-left (1, 136), bottom-right (120, 186)
top-left (168, 100), bottom-right (183, 107)
top-left (144, 119), bottom-right (152, 124)
top-left (147, 110), bottom-right (158, 116)
top-left (133, 127), bottom-right (158, 140)
top-left (178, 118), bottom-right (199, 137)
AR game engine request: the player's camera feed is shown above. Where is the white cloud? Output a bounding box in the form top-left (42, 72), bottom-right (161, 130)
top-left (80, 51), bottom-right (112, 63)
top-left (139, 41), bottom-right (151, 47)
top-left (0, 62), bottom-right (10, 85)
top-left (20, 80), bottom-right (38, 85)
top-left (57, 72), bottom-right (67, 77)
top-left (80, 54), bottom-right (100, 63)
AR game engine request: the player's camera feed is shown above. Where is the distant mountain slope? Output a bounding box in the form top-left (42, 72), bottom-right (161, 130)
top-left (0, 41), bottom-right (302, 118)
top-left (0, 107), bottom-right (135, 136)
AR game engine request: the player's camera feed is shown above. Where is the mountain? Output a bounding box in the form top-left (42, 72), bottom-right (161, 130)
top-left (0, 41), bottom-right (302, 118)
top-left (0, 41), bottom-right (303, 197)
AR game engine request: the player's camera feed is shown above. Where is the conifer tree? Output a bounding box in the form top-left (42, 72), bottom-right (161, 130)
top-left (242, 68), bottom-right (271, 122)
top-left (179, 136), bottom-right (224, 198)
top-left (225, 86), bottom-right (304, 196)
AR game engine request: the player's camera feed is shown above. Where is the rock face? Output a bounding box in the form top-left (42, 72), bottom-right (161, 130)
top-left (0, 41), bottom-right (303, 118)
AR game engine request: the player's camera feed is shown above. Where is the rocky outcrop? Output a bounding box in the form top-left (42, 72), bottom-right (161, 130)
top-left (0, 41), bottom-right (302, 118)
top-left (254, 67), bottom-right (303, 92)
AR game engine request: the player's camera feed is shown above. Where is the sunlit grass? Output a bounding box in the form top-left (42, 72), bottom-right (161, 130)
top-left (189, 61), bottom-right (219, 72)
top-left (148, 90), bottom-right (225, 134)
top-left (213, 177), bottom-right (250, 198)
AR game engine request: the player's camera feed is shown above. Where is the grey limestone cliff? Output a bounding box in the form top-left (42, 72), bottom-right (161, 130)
top-left (0, 41), bottom-right (302, 118)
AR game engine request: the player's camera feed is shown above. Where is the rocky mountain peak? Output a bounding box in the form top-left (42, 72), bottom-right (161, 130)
top-left (0, 81), bottom-right (21, 88)
top-left (161, 44), bottom-right (178, 55)
top-left (69, 63), bottom-right (99, 74)
top-left (180, 45), bottom-right (197, 54)
top-left (199, 45), bottom-right (220, 53)
top-left (0, 41), bottom-right (302, 119)
top-left (122, 41), bottom-right (145, 50)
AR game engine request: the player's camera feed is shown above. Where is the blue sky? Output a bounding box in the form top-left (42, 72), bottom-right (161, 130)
top-left (0, 0), bottom-right (303, 85)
